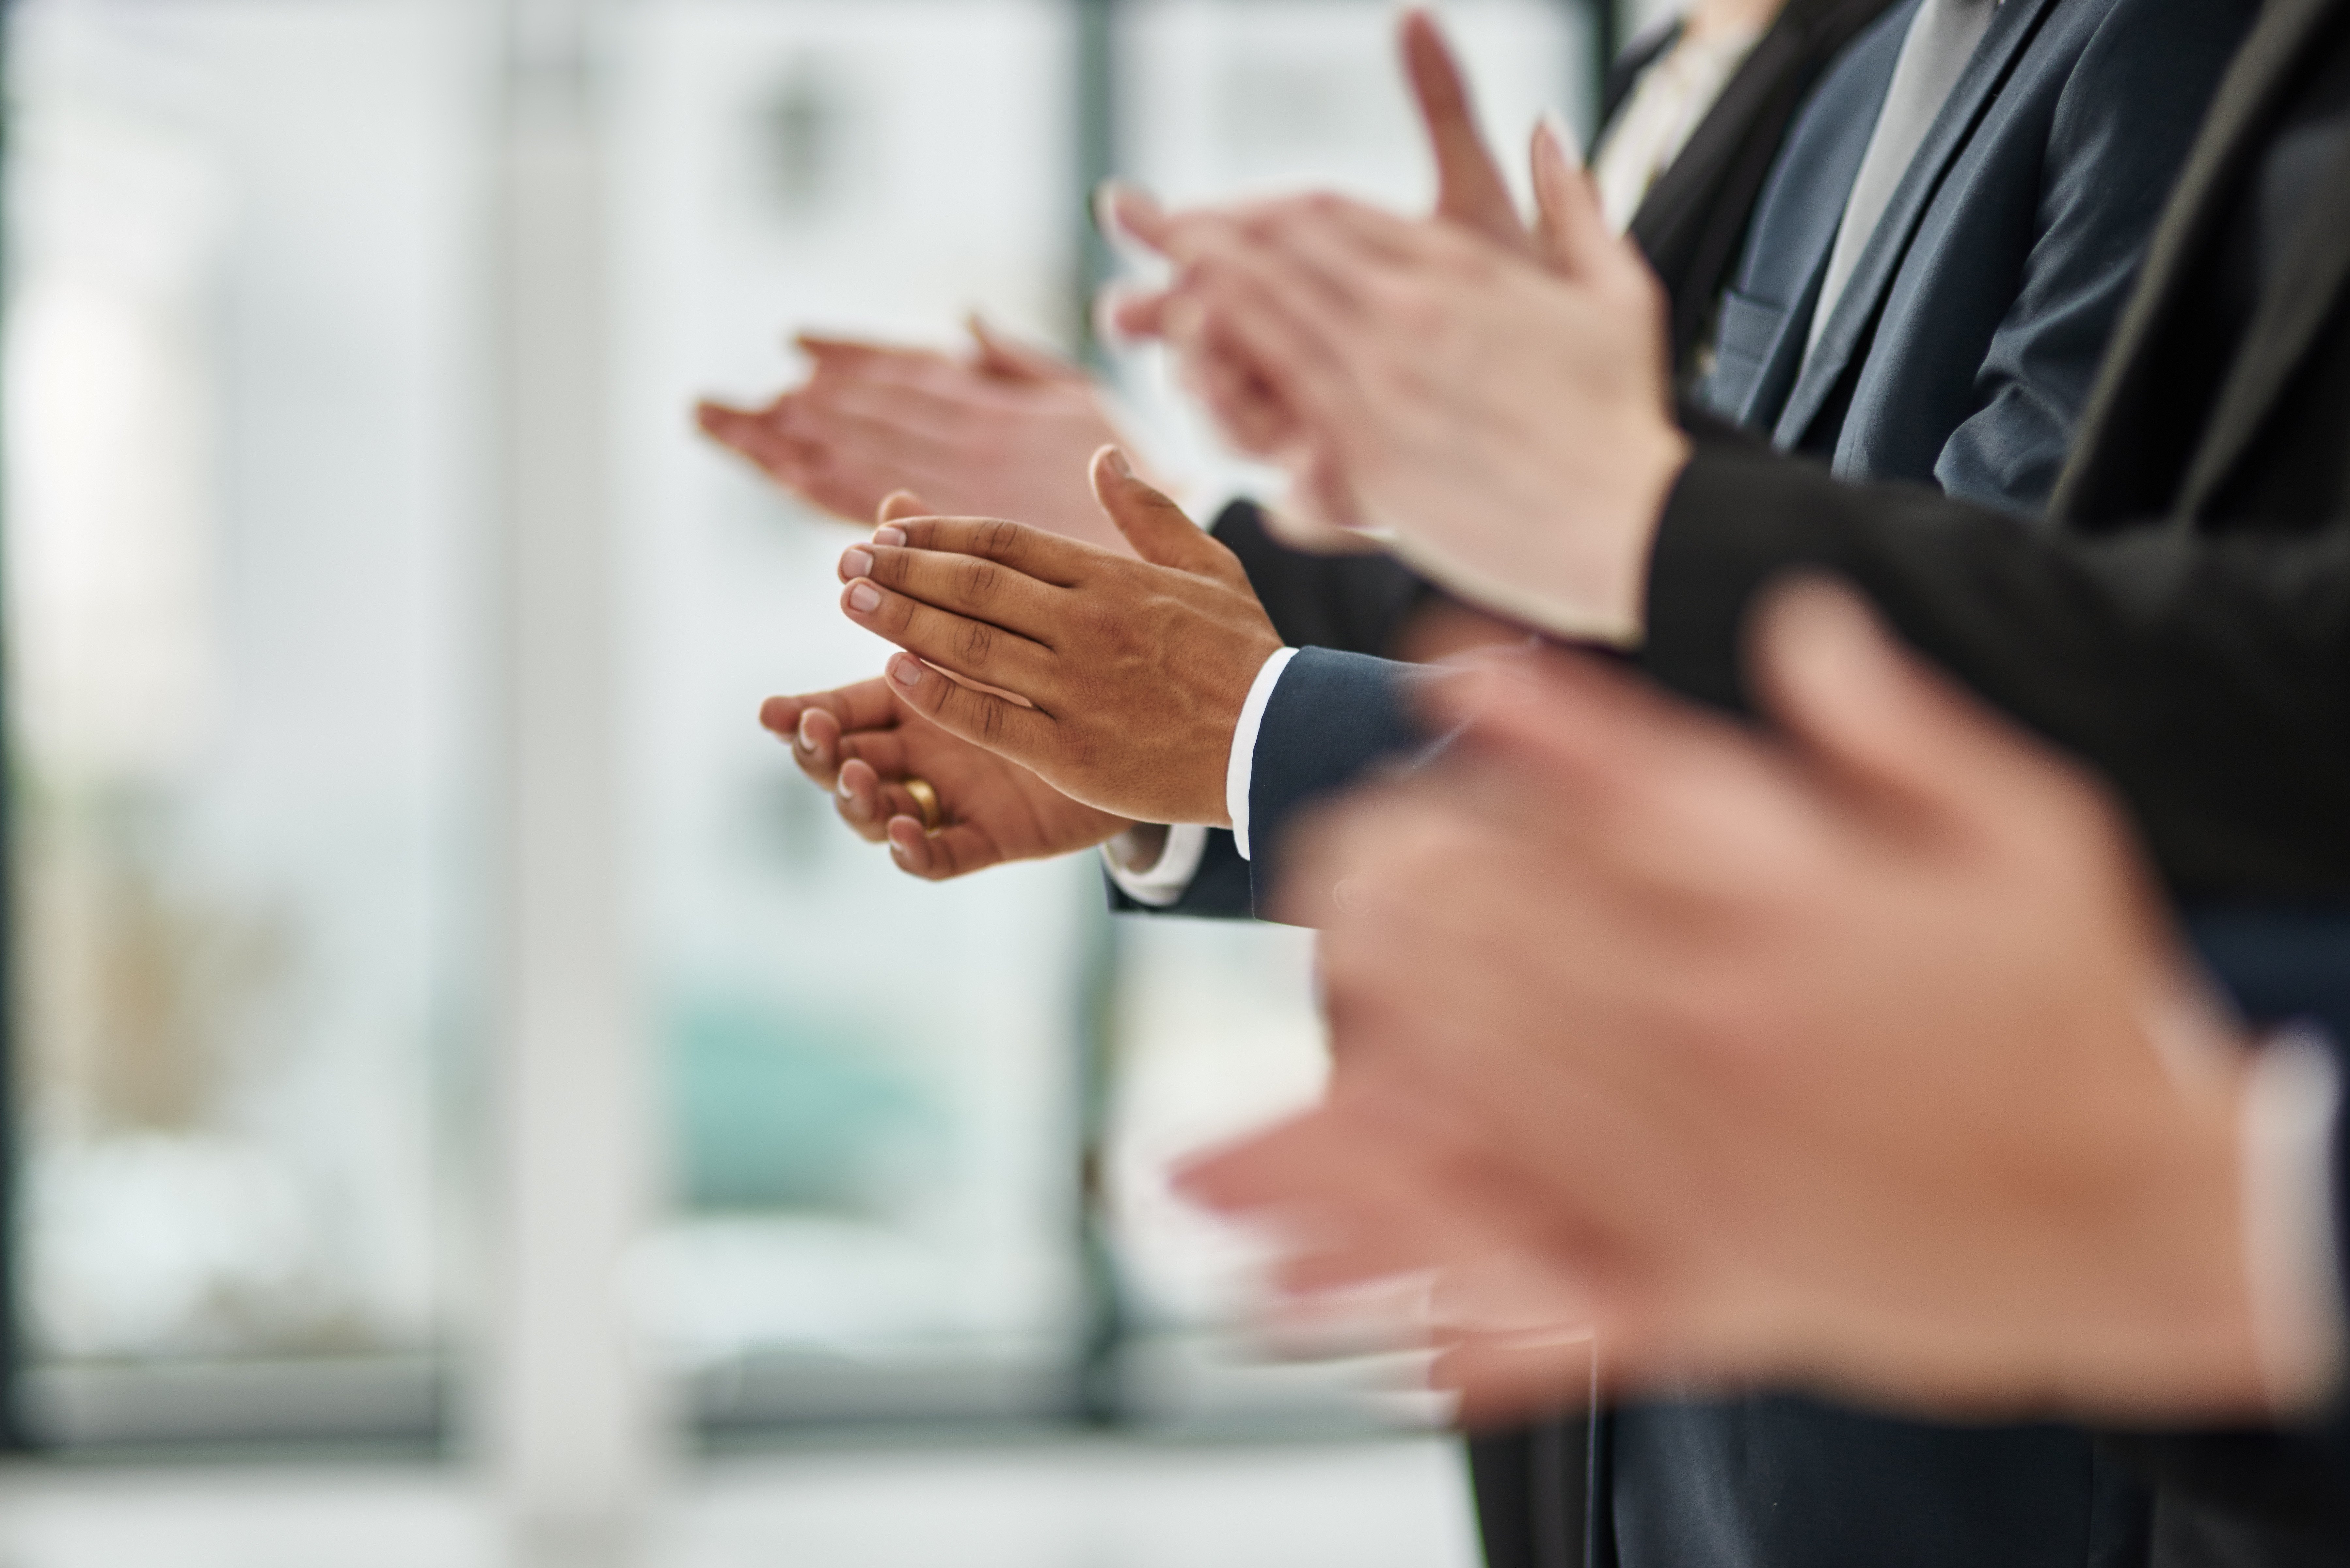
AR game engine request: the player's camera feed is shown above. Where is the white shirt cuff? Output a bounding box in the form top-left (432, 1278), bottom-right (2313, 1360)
top-left (2241, 1028), bottom-right (2348, 1410)
top-left (1229, 647), bottom-right (1298, 862)
top-left (1102, 824), bottom-right (1210, 908)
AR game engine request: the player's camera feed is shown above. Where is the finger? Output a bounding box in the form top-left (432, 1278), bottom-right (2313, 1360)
top-left (833, 732), bottom-right (982, 841)
top-left (773, 390), bottom-right (975, 484)
top-left (1087, 447), bottom-right (1231, 577)
top-left (1435, 1331), bottom-right (1607, 1427)
top-left (1530, 115), bottom-right (1612, 280)
top-left (763, 682), bottom-right (904, 786)
top-left (1098, 180), bottom-right (1174, 256)
top-left (1401, 10), bottom-right (1526, 250)
top-left (1258, 500), bottom-right (1386, 554)
top-left (1159, 302), bottom-right (1303, 457)
top-left (763, 677), bottom-right (907, 745)
top-left (841, 532), bottom-right (1072, 644)
top-left (883, 651), bottom-right (1059, 767)
top-left (878, 490), bottom-right (931, 528)
top-left (1163, 236), bottom-right (1368, 444)
top-left (843, 575), bottom-right (1056, 696)
top-left (794, 331), bottom-right (943, 369)
top-left (873, 513), bottom-right (1100, 588)
top-left (1102, 281), bottom-right (1171, 344)
top-left (764, 444), bottom-right (907, 525)
top-left (696, 400), bottom-right (818, 481)
top-left (831, 757), bottom-right (894, 840)
top-left (968, 314), bottom-right (1079, 383)
top-left (886, 813), bottom-right (1012, 880)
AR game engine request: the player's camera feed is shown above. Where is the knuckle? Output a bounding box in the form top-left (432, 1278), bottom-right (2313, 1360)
top-left (954, 618), bottom-right (998, 668)
top-left (977, 519), bottom-right (1023, 561)
top-left (958, 557), bottom-right (1005, 605)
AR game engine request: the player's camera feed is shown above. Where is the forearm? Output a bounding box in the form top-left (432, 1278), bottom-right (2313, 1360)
top-left (1641, 441), bottom-right (2350, 896)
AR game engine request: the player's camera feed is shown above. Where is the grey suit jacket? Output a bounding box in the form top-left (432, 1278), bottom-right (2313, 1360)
top-left (1698, 0), bottom-right (2258, 512)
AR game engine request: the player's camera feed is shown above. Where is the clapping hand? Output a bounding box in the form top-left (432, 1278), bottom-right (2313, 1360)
top-left (1182, 583), bottom-right (2276, 1425)
top-left (699, 317), bottom-right (1145, 557)
top-left (761, 493), bottom-right (1137, 879)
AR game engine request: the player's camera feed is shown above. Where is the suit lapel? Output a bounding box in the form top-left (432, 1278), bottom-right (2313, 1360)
top-left (2176, 133), bottom-right (2350, 514)
top-left (2054, 0), bottom-right (2344, 520)
top-left (1772, 0), bottom-right (2058, 447)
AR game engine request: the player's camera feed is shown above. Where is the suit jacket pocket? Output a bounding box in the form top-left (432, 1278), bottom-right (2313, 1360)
top-left (1697, 287), bottom-right (1793, 426)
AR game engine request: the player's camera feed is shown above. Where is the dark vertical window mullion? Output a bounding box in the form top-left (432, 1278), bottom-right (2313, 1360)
top-left (1068, 0), bottom-right (1130, 1428)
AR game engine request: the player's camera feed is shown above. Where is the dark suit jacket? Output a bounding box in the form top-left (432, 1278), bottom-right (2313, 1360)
top-left (1701, 0), bottom-right (2256, 510)
top-left (1620, 0), bottom-right (1911, 373)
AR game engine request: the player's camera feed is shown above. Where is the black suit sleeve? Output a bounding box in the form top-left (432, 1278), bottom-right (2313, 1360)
top-left (1211, 499), bottom-right (1432, 658)
top-left (1641, 434), bottom-right (2350, 898)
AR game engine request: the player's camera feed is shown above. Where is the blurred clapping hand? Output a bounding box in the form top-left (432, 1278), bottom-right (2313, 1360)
top-left (1102, 73), bottom-right (1688, 642)
top-left (1182, 581), bottom-right (2296, 1428)
top-left (697, 316), bottom-right (1147, 557)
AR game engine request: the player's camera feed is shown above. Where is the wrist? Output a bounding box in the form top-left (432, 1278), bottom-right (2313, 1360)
top-left (1596, 424), bottom-right (1692, 645)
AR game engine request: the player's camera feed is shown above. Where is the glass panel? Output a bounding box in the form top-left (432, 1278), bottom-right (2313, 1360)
top-left (5, 0), bottom-right (482, 1431)
top-left (607, 0), bottom-right (1091, 1423)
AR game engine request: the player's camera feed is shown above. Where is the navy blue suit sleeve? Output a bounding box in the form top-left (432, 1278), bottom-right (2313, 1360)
top-left (1103, 829), bottom-right (1255, 920)
top-left (1104, 650), bottom-right (1433, 924)
top-left (1246, 648), bottom-right (1440, 924)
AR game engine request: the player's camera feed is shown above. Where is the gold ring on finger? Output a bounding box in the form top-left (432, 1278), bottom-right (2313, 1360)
top-left (901, 776), bottom-right (944, 835)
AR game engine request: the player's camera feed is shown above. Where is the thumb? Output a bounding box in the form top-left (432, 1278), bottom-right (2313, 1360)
top-left (1088, 446), bottom-right (1229, 577)
top-left (1751, 578), bottom-right (2070, 832)
top-left (967, 314), bottom-right (1076, 383)
top-left (1402, 9), bottom-right (1529, 253)
top-left (877, 490), bottom-right (932, 527)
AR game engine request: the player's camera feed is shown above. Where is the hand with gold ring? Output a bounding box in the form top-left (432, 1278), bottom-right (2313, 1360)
top-left (761, 675), bottom-right (1135, 880)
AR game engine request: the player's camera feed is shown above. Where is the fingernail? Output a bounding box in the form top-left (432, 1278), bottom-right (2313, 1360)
top-left (797, 712), bottom-right (820, 752)
top-left (874, 525), bottom-right (907, 546)
top-left (1538, 111), bottom-right (1586, 170)
top-left (1091, 179), bottom-right (1125, 234)
top-left (847, 582), bottom-right (881, 613)
top-left (842, 547), bottom-right (874, 580)
top-left (890, 656), bottom-right (923, 688)
top-left (1103, 447), bottom-right (1132, 480)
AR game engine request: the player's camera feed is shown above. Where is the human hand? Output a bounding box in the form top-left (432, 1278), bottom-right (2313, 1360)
top-left (697, 317), bottom-right (1142, 555)
top-left (1184, 581), bottom-right (2279, 1424)
top-left (1094, 8), bottom-right (1539, 556)
top-left (760, 672), bottom-right (1133, 880)
top-left (835, 447), bottom-right (1283, 826)
top-left (1109, 125), bottom-right (1687, 642)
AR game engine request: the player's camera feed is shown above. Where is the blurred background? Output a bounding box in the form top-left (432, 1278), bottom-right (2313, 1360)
top-left (0, 0), bottom-right (1603, 1561)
